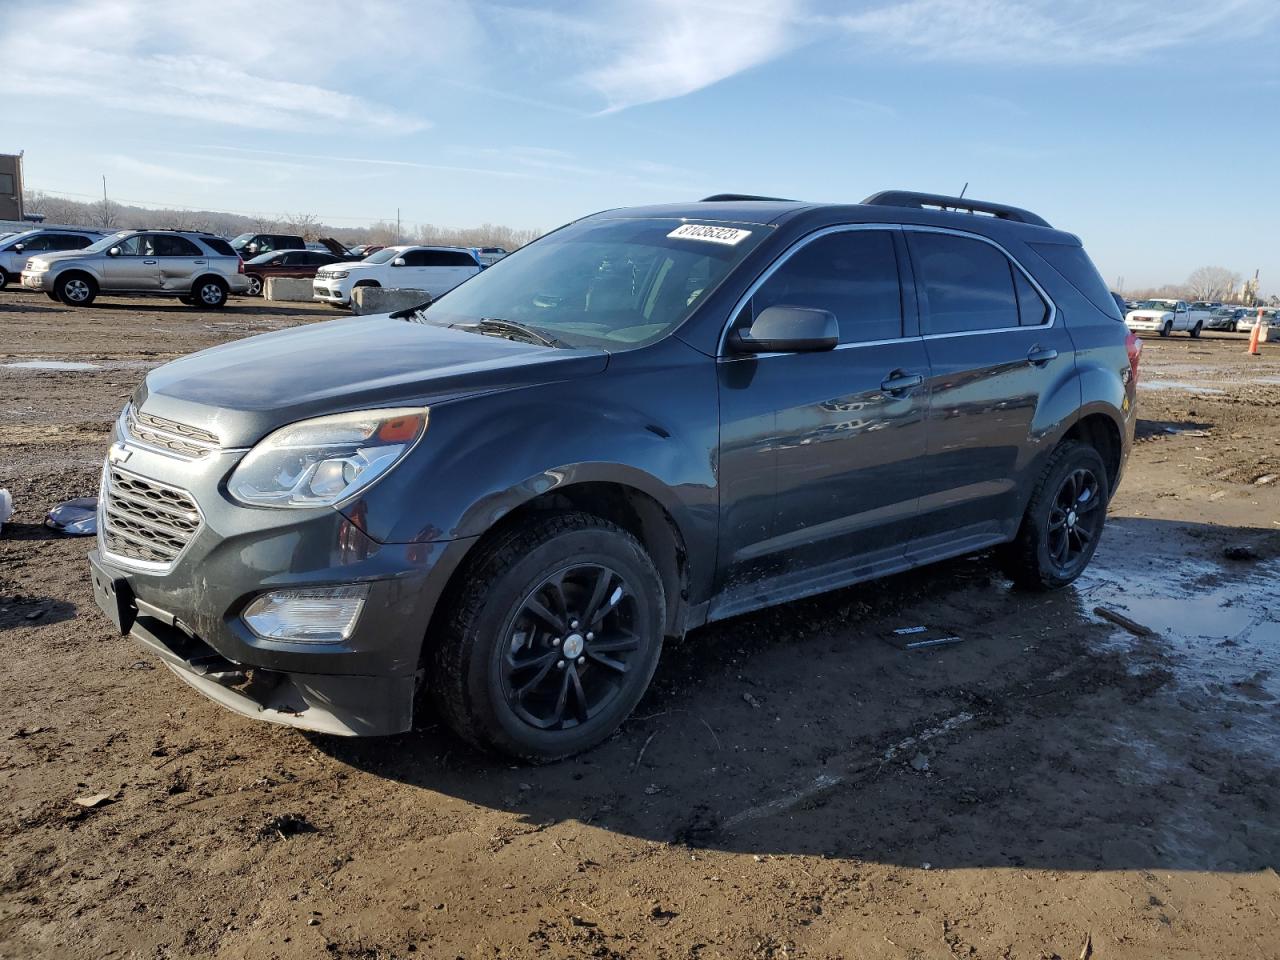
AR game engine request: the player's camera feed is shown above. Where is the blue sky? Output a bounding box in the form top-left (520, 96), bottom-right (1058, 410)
top-left (3, 0), bottom-right (1278, 291)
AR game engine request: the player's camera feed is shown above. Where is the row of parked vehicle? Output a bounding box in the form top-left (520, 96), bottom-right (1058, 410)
top-left (0, 225), bottom-right (509, 308)
top-left (1119, 297), bottom-right (1272, 337)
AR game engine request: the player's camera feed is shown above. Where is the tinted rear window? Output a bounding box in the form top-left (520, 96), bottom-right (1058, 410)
top-left (1029, 242), bottom-right (1122, 320)
top-left (202, 237), bottom-right (236, 256)
top-left (908, 232), bottom-right (1020, 334)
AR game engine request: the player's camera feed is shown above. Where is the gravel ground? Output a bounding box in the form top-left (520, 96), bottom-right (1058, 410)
top-left (2, 291), bottom-right (1278, 959)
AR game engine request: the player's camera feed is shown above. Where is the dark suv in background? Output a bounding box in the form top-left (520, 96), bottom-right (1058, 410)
top-left (88, 190), bottom-right (1138, 761)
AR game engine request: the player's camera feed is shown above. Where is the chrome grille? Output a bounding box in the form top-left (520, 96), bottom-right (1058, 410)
top-left (126, 407), bottom-right (221, 459)
top-left (101, 467), bottom-right (202, 568)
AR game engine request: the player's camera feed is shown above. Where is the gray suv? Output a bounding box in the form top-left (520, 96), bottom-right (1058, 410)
top-left (0, 228), bottom-right (103, 289)
top-left (21, 230), bottom-right (250, 307)
top-left (87, 191), bottom-right (1139, 761)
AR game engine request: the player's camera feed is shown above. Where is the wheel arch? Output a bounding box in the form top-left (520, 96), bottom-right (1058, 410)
top-left (424, 478), bottom-right (693, 658)
top-left (191, 272), bottom-right (228, 292)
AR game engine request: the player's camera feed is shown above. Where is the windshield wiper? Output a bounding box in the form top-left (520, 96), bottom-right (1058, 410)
top-left (456, 317), bottom-right (565, 348)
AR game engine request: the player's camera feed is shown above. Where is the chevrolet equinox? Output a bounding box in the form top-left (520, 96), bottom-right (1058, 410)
top-left (88, 191), bottom-right (1139, 761)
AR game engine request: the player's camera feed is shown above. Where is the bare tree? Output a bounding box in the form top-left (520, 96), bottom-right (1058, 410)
top-left (1186, 266), bottom-right (1240, 301)
top-left (282, 211), bottom-right (321, 240)
top-left (91, 198), bottom-right (121, 230)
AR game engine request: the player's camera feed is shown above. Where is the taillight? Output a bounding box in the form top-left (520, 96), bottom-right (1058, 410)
top-left (237, 257), bottom-right (245, 274)
top-left (1125, 332), bottom-right (1142, 385)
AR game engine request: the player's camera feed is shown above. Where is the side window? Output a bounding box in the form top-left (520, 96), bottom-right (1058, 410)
top-left (749, 230), bottom-right (902, 344)
top-left (400, 250), bottom-right (431, 266)
top-left (908, 232), bottom-right (1019, 334)
top-left (153, 236), bottom-right (201, 256)
top-left (114, 235), bottom-right (144, 256)
top-left (1013, 269), bottom-right (1049, 326)
top-left (278, 252), bottom-right (301, 265)
top-left (201, 237), bottom-right (235, 257)
top-left (21, 235), bottom-right (54, 252)
top-left (67, 235), bottom-right (94, 250)
top-left (256, 237), bottom-right (275, 253)
top-left (442, 251), bottom-right (479, 267)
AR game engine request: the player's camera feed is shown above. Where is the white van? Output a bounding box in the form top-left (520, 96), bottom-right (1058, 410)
top-left (312, 245), bottom-right (481, 306)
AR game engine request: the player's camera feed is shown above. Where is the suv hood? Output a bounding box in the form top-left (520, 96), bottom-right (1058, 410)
top-left (23, 250), bottom-right (93, 268)
top-left (1127, 309), bottom-right (1174, 319)
top-left (137, 315), bottom-right (608, 447)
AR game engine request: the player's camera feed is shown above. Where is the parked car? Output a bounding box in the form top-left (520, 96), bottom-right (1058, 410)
top-left (86, 189), bottom-right (1136, 760)
top-left (1189, 300), bottom-right (1221, 314)
top-left (21, 229), bottom-right (249, 307)
top-left (1124, 298), bottom-right (1205, 337)
top-left (243, 249), bottom-right (348, 297)
top-left (476, 246), bottom-right (509, 267)
top-left (347, 244), bottom-right (385, 258)
top-left (229, 233), bottom-right (307, 258)
top-left (0, 228), bottom-right (103, 289)
top-left (1237, 307), bottom-right (1277, 334)
top-left (1205, 306), bottom-right (1247, 332)
top-left (312, 245), bottom-right (481, 306)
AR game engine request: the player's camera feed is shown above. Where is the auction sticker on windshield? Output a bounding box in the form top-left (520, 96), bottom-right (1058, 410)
top-left (667, 224), bottom-right (753, 245)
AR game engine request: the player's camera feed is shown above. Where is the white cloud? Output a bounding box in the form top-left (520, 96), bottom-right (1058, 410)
top-left (538, 0), bottom-right (806, 112)
top-left (837, 0), bottom-right (1280, 63)
top-left (0, 0), bottom-right (448, 133)
top-left (108, 155), bottom-right (227, 186)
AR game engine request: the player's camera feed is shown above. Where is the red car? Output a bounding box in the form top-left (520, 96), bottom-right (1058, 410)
top-left (242, 249), bottom-right (348, 297)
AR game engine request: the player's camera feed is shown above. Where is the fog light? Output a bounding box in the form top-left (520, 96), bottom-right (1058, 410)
top-left (241, 586), bottom-right (368, 643)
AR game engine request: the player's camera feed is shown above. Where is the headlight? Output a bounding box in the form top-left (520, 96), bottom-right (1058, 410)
top-left (324, 270), bottom-right (349, 280)
top-left (27, 259), bottom-right (49, 273)
top-left (227, 408), bottom-right (428, 508)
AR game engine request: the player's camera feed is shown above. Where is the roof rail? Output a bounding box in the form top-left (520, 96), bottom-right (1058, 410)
top-left (700, 193), bottom-right (797, 203)
top-left (861, 190), bottom-right (1051, 228)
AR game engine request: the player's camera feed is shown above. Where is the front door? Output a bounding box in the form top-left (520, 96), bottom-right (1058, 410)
top-left (713, 227), bottom-right (931, 619)
top-left (904, 228), bottom-right (1076, 554)
top-left (103, 235), bottom-right (160, 290)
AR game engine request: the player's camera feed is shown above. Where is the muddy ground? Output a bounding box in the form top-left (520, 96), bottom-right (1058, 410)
top-left (1, 291), bottom-right (1278, 960)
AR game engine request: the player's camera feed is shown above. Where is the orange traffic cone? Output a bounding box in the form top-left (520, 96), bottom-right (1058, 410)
top-left (1248, 309), bottom-right (1263, 355)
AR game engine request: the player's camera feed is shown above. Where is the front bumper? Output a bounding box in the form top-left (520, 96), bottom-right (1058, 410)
top-left (86, 440), bottom-right (475, 735)
top-left (313, 278), bottom-right (350, 303)
top-left (1124, 317), bottom-right (1171, 332)
top-left (20, 270), bottom-right (52, 291)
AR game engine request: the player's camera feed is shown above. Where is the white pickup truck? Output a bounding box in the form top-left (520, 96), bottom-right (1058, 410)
top-left (1123, 298), bottom-right (1210, 338)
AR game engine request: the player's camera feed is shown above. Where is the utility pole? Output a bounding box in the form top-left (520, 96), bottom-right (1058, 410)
top-left (396, 207), bottom-right (401, 243)
top-left (102, 175), bottom-right (108, 205)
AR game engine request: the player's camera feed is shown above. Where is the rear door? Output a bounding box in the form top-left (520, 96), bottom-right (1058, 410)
top-left (713, 227), bottom-right (931, 616)
top-left (154, 235), bottom-right (205, 292)
top-left (905, 228), bottom-right (1072, 554)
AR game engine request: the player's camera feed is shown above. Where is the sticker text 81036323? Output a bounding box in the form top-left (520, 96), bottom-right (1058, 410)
top-left (666, 224), bottom-right (753, 246)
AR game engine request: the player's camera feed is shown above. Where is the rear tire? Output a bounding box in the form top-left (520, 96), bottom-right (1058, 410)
top-left (430, 511), bottom-right (665, 762)
top-left (56, 273), bottom-right (97, 306)
top-left (191, 277), bottom-right (228, 308)
top-left (245, 274), bottom-right (263, 297)
top-left (999, 440), bottom-right (1109, 590)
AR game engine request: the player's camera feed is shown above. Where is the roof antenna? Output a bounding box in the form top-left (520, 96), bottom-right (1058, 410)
top-left (958, 182), bottom-right (969, 199)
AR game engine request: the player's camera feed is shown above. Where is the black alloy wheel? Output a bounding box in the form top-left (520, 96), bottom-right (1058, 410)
top-left (1045, 466), bottom-right (1104, 578)
top-left (501, 563), bottom-right (640, 731)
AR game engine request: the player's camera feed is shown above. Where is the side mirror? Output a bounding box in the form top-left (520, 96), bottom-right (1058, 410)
top-left (392, 257), bottom-right (406, 267)
top-left (12, 243), bottom-right (24, 252)
top-left (730, 305), bottom-right (839, 353)
top-left (107, 246), bottom-right (121, 257)
top-left (246, 243), bottom-right (259, 255)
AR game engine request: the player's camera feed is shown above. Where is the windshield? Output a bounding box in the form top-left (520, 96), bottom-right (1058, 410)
top-left (1138, 299), bottom-right (1176, 310)
top-left (363, 247), bottom-right (403, 264)
top-left (230, 233), bottom-right (254, 247)
top-left (1, 230), bottom-right (41, 250)
top-left (419, 217), bottom-right (768, 348)
top-left (80, 232), bottom-right (132, 254)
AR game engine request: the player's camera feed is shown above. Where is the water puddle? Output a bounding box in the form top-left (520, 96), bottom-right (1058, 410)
top-left (3, 360), bottom-right (102, 372)
top-left (1139, 380), bottom-right (1225, 394)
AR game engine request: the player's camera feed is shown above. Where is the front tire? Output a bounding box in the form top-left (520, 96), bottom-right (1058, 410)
top-left (1159, 321), bottom-right (1172, 337)
top-left (431, 512), bottom-right (666, 762)
top-left (191, 277), bottom-right (228, 308)
top-left (1190, 322), bottom-right (1202, 338)
top-left (56, 273), bottom-right (97, 306)
top-left (0, 270), bottom-right (9, 290)
top-left (999, 440), bottom-right (1109, 590)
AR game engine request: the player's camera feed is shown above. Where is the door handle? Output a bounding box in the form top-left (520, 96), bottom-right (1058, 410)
top-left (1026, 346), bottom-right (1058, 366)
top-left (880, 371), bottom-right (924, 394)
top-left (142, 259), bottom-right (158, 264)
top-left (193, 260), bottom-right (207, 264)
